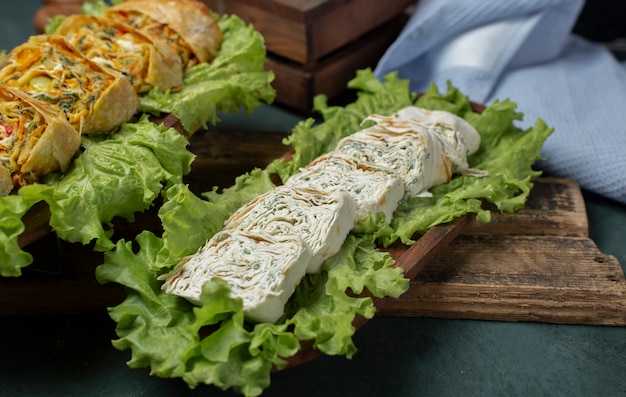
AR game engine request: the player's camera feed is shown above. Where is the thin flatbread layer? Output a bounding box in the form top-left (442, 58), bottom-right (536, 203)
top-left (0, 84), bottom-right (80, 195)
top-left (285, 154), bottom-right (404, 225)
top-left (55, 14), bottom-right (183, 93)
top-left (160, 230), bottom-right (312, 323)
top-left (105, 0), bottom-right (223, 68)
top-left (334, 108), bottom-right (482, 198)
top-left (0, 35), bottom-right (138, 134)
top-left (223, 186), bottom-right (357, 274)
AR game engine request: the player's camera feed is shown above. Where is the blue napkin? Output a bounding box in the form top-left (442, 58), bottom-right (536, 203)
top-left (374, 0), bottom-right (626, 204)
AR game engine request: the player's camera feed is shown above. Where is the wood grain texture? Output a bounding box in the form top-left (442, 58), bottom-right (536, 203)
top-left (379, 178), bottom-right (626, 326)
top-left (204, 0), bottom-right (413, 64)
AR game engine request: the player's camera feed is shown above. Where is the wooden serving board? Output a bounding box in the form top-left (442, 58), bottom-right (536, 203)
top-left (377, 177), bottom-right (626, 326)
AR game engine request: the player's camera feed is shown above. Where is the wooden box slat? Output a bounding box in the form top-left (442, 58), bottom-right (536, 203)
top-left (266, 14), bottom-right (407, 112)
top-left (204, 0), bottom-right (414, 65)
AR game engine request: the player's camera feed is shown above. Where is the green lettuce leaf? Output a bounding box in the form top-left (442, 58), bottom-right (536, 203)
top-left (98, 70), bottom-right (552, 396)
top-left (46, 117), bottom-right (193, 252)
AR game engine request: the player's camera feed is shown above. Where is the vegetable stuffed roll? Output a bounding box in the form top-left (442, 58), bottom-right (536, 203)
top-left (104, 0), bottom-right (223, 69)
top-left (0, 84), bottom-right (80, 196)
top-left (55, 14), bottom-right (183, 93)
top-left (0, 35), bottom-right (138, 134)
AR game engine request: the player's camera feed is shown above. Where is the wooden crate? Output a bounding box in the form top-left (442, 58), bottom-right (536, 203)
top-left (204, 0), bottom-right (414, 112)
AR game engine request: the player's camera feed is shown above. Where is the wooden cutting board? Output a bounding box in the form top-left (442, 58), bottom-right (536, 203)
top-left (377, 177), bottom-right (626, 326)
top-left (3, 129), bottom-right (625, 326)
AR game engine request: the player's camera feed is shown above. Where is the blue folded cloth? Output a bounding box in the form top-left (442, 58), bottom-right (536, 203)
top-left (375, 0), bottom-right (626, 204)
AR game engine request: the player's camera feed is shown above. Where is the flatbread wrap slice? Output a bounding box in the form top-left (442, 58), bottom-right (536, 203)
top-left (0, 84), bottom-right (80, 196)
top-left (285, 154), bottom-right (405, 226)
top-left (160, 230), bottom-right (312, 323)
top-left (223, 186), bottom-right (358, 274)
top-left (0, 35), bottom-right (138, 134)
top-left (334, 106), bottom-right (483, 198)
top-left (104, 0), bottom-right (223, 69)
top-left (55, 14), bottom-right (183, 93)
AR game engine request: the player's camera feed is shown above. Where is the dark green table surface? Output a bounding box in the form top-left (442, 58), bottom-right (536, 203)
top-left (1, 2), bottom-right (625, 396)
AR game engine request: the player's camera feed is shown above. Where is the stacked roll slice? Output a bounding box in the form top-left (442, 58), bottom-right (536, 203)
top-left (222, 186), bottom-right (357, 274)
top-left (285, 154), bottom-right (404, 225)
top-left (161, 230), bottom-right (312, 324)
top-left (55, 14), bottom-right (184, 93)
top-left (0, 34), bottom-right (138, 135)
top-left (104, 0), bottom-right (223, 69)
top-left (0, 85), bottom-right (80, 196)
top-left (161, 106), bottom-right (484, 323)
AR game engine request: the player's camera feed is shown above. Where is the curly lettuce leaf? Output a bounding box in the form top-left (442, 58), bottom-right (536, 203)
top-left (46, 118), bottom-right (193, 252)
top-left (0, 184), bottom-right (53, 276)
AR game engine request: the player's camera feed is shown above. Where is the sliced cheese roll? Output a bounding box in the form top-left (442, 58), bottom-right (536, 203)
top-left (285, 154), bottom-right (404, 226)
top-left (0, 35), bottom-right (138, 134)
top-left (105, 0), bottom-right (223, 69)
top-left (334, 107), bottom-right (482, 198)
top-left (55, 14), bottom-right (183, 93)
top-left (0, 85), bottom-right (80, 195)
top-left (375, 106), bottom-right (483, 175)
top-left (223, 186), bottom-right (357, 274)
top-left (160, 230), bottom-right (312, 323)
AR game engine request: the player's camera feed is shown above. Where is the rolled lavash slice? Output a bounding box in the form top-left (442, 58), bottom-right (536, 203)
top-left (0, 84), bottom-right (80, 195)
top-left (104, 0), bottom-right (223, 68)
top-left (285, 154), bottom-right (404, 226)
top-left (334, 106), bottom-right (482, 199)
top-left (55, 14), bottom-right (183, 93)
top-left (374, 106), bottom-right (484, 176)
top-left (160, 230), bottom-right (312, 323)
top-left (0, 35), bottom-right (138, 134)
top-left (223, 185), bottom-right (357, 274)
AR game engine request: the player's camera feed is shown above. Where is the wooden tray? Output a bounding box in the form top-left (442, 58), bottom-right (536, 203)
top-left (378, 177), bottom-right (626, 326)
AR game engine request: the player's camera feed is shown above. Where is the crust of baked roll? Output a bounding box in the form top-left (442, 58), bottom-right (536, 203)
top-left (0, 85), bottom-right (80, 195)
top-left (0, 35), bottom-right (138, 134)
top-left (55, 14), bottom-right (183, 93)
top-left (105, 0), bottom-right (223, 68)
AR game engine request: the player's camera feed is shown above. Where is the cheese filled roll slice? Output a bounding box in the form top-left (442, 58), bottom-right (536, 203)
top-left (334, 107), bottom-right (482, 198)
top-left (285, 154), bottom-right (404, 226)
top-left (104, 0), bottom-right (223, 69)
top-left (375, 106), bottom-right (483, 176)
top-left (0, 35), bottom-right (138, 134)
top-left (160, 230), bottom-right (312, 324)
top-left (223, 186), bottom-right (357, 274)
top-left (55, 14), bottom-right (183, 93)
top-left (0, 85), bottom-right (80, 196)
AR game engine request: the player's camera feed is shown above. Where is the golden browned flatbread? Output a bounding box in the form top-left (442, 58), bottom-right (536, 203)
top-left (0, 85), bottom-right (80, 195)
top-left (104, 0), bottom-right (223, 68)
top-left (0, 35), bottom-right (138, 134)
top-left (55, 14), bottom-right (183, 93)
